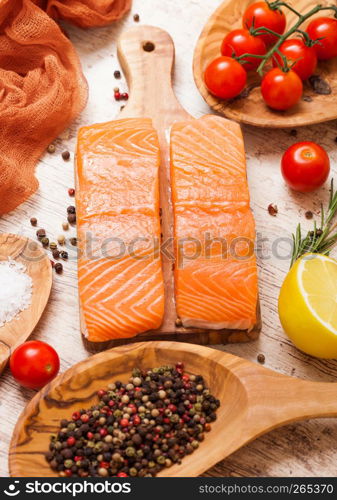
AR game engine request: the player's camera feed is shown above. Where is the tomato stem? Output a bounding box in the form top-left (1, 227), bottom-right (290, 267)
top-left (249, 3), bottom-right (337, 76)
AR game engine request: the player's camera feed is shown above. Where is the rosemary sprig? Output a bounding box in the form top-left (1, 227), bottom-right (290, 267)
top-left (290, 180), bottom-right (337, 268)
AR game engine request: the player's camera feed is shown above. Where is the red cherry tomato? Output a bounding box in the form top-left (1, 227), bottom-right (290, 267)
top-left (281, 142), bottom-right (330, 192)
top-left (10, 340), bottom-right (60, 390)
top-left (273, 38), bottom-right (317, 81)
top-left (242, 1), bottom-right (286, 47)
top-left (261, 68), bottom-right (303, 110)
top-left (221, 29), bottom-right (267, 71)
top-left (204, 56), bottom-right (247, 99)
top-left (307, 17), bottom-right (337, 60)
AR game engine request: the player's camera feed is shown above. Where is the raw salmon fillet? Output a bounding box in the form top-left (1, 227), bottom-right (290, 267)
top-left (170, 115), bottom-right (258, 330)
top-left (76, 118), bottom-right (165, 341)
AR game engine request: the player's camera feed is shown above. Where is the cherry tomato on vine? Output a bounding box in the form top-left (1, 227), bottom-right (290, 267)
top-left (10, 340), bottom-right (60, 389)
top-left (273, 38), bottom-right (317, 81)
top-left (242, 1), bottom-right (286, 47)
top-left (307, 17), bottom-right (337, 60)
top-left (261, 67), bottom-right (303, 110)
top-left (221, 29), bottom-right (267, 71)
top-left (204, 56), bottom-right (247, 99)
top-left (281, 142), bottom-right (330, 192)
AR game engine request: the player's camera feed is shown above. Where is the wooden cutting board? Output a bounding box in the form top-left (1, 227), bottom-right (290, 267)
top-left (79, 26), bottom-right (261, 350)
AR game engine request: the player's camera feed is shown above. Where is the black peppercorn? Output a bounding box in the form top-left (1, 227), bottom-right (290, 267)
top-left (52, 249), bottom-right (60, 259)
top-left (55, 263), bottom-right (63, 274)
top-left (36, 228), bottom-right (46, 240)
top-left (68, 213), bottom-right (76, 224)
top-left (62, 151), bottom-right (71, 161)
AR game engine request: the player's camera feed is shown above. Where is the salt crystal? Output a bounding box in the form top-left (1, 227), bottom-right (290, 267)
top-left (0, 260), bottom-right (32, 327)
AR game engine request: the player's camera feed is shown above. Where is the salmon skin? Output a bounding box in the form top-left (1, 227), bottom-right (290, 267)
top-left (170, 115), bottom-right (258, 331)
top-left (76, 118), bottom-right (165, 342)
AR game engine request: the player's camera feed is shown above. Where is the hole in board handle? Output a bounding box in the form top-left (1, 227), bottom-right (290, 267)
top-left (142, 41), bottom-right (155, 52)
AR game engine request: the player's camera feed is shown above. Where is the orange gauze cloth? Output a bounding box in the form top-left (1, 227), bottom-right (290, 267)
top-left (0, 0), bottom-right (131, 215)
top-left (34, 0), bottom-right (132, 28)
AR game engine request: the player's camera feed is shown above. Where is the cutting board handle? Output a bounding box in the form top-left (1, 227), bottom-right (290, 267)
top-left (117, 25), bottom-right (184, 122)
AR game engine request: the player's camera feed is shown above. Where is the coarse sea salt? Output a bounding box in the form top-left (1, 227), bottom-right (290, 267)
top-left (0, 259), bottom-right (33, 327)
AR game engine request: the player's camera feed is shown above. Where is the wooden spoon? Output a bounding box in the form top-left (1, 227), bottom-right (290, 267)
top-left (9, 341), bottom-right (337, 477)
top-left (0, 233), bottom-right (52, 374)
top-left (193, 0), bottom-right (337, 128)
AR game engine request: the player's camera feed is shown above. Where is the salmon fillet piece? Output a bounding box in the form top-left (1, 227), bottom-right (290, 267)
top-left (170, 115), bottom-right (258, 330)
top-left (76, 118), bottom-right (165, 341)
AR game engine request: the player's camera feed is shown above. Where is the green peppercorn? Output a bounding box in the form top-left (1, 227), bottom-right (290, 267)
top-left (126, 446), bottom-right (135, 457)
top-left (129, 467), bottom-right (138, 477)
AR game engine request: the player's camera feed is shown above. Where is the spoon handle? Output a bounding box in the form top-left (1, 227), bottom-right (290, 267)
top-left (286, 379), bottom-right (337, 420)
top-left (246, 376), bottom-right (337, 437)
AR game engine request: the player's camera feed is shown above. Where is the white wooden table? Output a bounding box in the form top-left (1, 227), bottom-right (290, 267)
top-left (1, 0), bottom-right (337, 477)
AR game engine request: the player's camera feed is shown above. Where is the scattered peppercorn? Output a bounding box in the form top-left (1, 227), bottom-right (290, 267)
top-left (257, 353), bottom-right (265, 364)
top-left (70, 238), bottom-right (77, 246)
top-left (47, 144), bottom-right (56, 154)
top-left (67, 206), bottom-right (76, 214)
top-left (114, 91), bottom-right (121, 101)
top-left (49, 242), bottom-right (58, 250)
top-left (268, 203), bottom-right (278, 217)
top-left (55, 263), bottom-right (63, 274)
top-left (36, 228), bottom-right (46, 240)
top-left (62, 151), bottom-right (70, 161)
top-left (68, 213), bottom-right (76, 224)
top-left (114, 87), bottom-right (120, 93)
top-left (52, 249), bottom-right (60, 259)
top-left (68, 188), bottom-right (75, 197)
top-left (60, 251), bottom-right (68, 260)
top-left (41, 237), bottom-right (49, 247)
top-left (46, 364), bottom-right (219, 477)
top-left (57, 235), bottom-right (65, 245)
top-left (305, 211), bottom-right (313, 220)
top-left (133, 13), bottom-right (140, 22)
top-left (62, 222), bottom-right (69, 231)
top-left (30, 217), bottom-right (37, 226)
top-left (114, 70), bottom-right (121, 79)
top-left (121, 92), bottom-right (129, 100)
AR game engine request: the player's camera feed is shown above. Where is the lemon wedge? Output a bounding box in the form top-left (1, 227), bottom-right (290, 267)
top-left (278, 253), bottom-right (337, 358)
